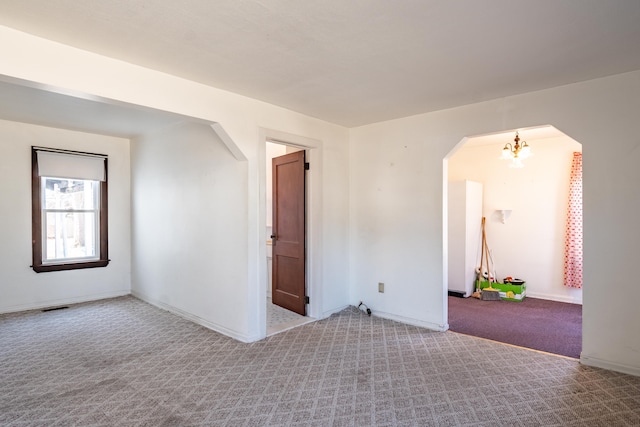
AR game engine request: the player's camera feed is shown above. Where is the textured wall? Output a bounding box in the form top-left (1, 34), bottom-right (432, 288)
top-left (0, 119), bottom-right (131, 312)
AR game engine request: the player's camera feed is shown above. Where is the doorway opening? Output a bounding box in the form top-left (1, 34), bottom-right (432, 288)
top-left (265, 139), bottom-right (315, 336)
top-left (444, 125), bottom-right (583, 357)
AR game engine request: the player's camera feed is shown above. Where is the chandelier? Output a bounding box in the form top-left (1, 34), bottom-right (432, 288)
top-left (501, 131), bottom-right (532, 168)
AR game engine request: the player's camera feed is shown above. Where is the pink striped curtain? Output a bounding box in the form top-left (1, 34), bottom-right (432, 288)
top-left (564, 152), bottom-right (583, 288)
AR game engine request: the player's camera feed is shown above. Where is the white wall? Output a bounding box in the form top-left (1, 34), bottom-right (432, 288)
top-left (0, 119), bottom-right (130, 313)
top-left (0, 26), bottom-right (350, 341)
top-left (449, 135), bottom-right (583, 303)
top-left (131, 122), bottom-right (250, 339)
top-left (350, 71), bottom-right (640, 376)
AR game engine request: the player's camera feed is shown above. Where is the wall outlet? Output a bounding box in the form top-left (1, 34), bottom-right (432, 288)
top-left (378, 282), bottom-right (384, 293)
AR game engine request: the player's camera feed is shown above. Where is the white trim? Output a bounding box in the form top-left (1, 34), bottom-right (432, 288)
top-left (525, 291), bottom-right (582, 305)
top-left (264, 129), bottom-right (320, 148)
top-left (257, 127), bottom-right (323, 340)
top-left (442, 158), bottom-right (449, 327)
top-left (210, 123), bottom-right (247, 161)
top-left (132, 291), bottom-right (258, 343)
top-left (373, 310), bottom-right (449, 332)
top-left (0, 290), bottom-right (129, 315)
top-left (581, 354), bottom-right (640, 377)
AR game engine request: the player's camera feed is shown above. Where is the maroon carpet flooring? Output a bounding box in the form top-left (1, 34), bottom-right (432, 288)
top-left (448, 295), bottom-right (582, 358)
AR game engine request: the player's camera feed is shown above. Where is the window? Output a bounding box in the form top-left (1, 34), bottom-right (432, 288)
top-left (31, 147), bottom-right (109, 272)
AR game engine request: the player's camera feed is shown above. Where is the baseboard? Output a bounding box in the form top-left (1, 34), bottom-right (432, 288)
top-left (525, 291), bottom-right (582, 305)
top-left (372, 310), bottom-right (448, 332)
top-left (131, 291), bottom-right (258, 343)
top-left (322, 304), bottom-right (350, 319)
top-left (0, 290), bottom-right (130, 315)
top-left (581, 354), bottom-right (640, 377)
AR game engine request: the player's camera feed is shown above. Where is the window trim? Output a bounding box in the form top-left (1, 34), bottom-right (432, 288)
top-left (31, 147), bottom-right (109, 273)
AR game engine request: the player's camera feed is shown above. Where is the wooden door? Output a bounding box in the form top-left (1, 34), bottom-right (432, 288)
top-left (271, 150), bottom-right (306, 315)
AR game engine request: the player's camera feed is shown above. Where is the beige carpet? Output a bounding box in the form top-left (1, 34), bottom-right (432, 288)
top-left (1, 296), bottom-right (639, 426)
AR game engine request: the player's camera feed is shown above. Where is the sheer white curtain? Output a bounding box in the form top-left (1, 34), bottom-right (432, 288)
top-left (564, 152), bottom-right (583, 288)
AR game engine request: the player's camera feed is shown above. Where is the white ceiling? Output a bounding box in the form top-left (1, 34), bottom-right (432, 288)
top-left (0, 0), bottom-right (639, 130)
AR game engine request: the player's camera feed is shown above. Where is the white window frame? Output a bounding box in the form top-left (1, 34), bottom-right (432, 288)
top-left (40, 177), bottom-right (101, 264)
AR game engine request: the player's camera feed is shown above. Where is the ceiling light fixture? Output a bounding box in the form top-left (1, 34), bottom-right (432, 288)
top-left (500, 131), bottom-right (532, 168)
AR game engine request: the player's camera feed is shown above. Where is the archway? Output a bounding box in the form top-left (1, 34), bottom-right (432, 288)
top-left (444, 125), bottom-right (583, 357)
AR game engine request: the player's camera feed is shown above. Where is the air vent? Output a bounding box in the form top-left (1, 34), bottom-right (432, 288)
top-left (42, 306), bottom-right (69, 312)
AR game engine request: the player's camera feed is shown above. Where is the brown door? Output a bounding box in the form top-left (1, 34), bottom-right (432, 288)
top-left (271, 150), bottom-right (306, 315)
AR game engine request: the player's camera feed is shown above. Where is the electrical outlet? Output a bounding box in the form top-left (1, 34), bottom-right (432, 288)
top-left (378, 282), bottom-right (384, 293)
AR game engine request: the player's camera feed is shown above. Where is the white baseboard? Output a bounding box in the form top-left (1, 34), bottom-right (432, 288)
top-left (0, 290), bottom-right (130, 315)
top-left (322, 304), bottom-right (350, 319)
top-left (525, 291), bottom-right (582, 305)
top-left (581, 354), bottom-right (640, 377)
top-left (372, 310), bottom-right (448, 332)
top-left (131, 291), bottom-right (259, 343)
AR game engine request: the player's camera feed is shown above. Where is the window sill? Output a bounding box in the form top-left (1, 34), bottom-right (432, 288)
top-left (32, 260), bottom-right (110, 273)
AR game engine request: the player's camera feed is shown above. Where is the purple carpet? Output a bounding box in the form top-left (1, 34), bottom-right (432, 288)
top-left (448, 295), bottom-right (582, 358)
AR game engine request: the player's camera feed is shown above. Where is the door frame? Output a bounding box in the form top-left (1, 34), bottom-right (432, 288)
top-left (257, 128), bottom-right (322, 337)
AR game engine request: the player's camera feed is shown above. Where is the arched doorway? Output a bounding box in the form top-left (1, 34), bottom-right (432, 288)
top-left (444, 126), bottom-right (583, 357)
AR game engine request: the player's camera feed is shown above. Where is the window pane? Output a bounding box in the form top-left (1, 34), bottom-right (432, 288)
top-left (44, 211), bottom-right (97, 261)
top-left (43, 178), bottom-right (98, 210)
top-left (41, 177), bottom-right (100, 263)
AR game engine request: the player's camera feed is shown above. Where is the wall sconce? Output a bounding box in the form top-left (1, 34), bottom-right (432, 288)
top-left (498, 209), bottom-right (512, 224)
top-left (500, 131), bottom-right (532, 168)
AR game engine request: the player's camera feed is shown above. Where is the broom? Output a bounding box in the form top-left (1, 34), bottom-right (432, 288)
top-left (479, 217), bottom-right (501, 301)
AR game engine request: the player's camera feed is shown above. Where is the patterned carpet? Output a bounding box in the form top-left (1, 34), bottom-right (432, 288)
top-left (1, 296), bottom-right (639, 426)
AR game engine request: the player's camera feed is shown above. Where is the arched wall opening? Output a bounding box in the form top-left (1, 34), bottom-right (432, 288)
top-left (443, 125), bottom-right (583, 352)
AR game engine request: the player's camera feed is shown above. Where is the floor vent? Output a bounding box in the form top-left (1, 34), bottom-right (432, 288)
top-left (447, 291), bottom-right (466, 298)
top-left (42, 306), bottom-right (69, 312)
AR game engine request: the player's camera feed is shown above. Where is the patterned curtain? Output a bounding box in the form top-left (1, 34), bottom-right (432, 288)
top-left (564, 152), bottom-right (583, 288)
